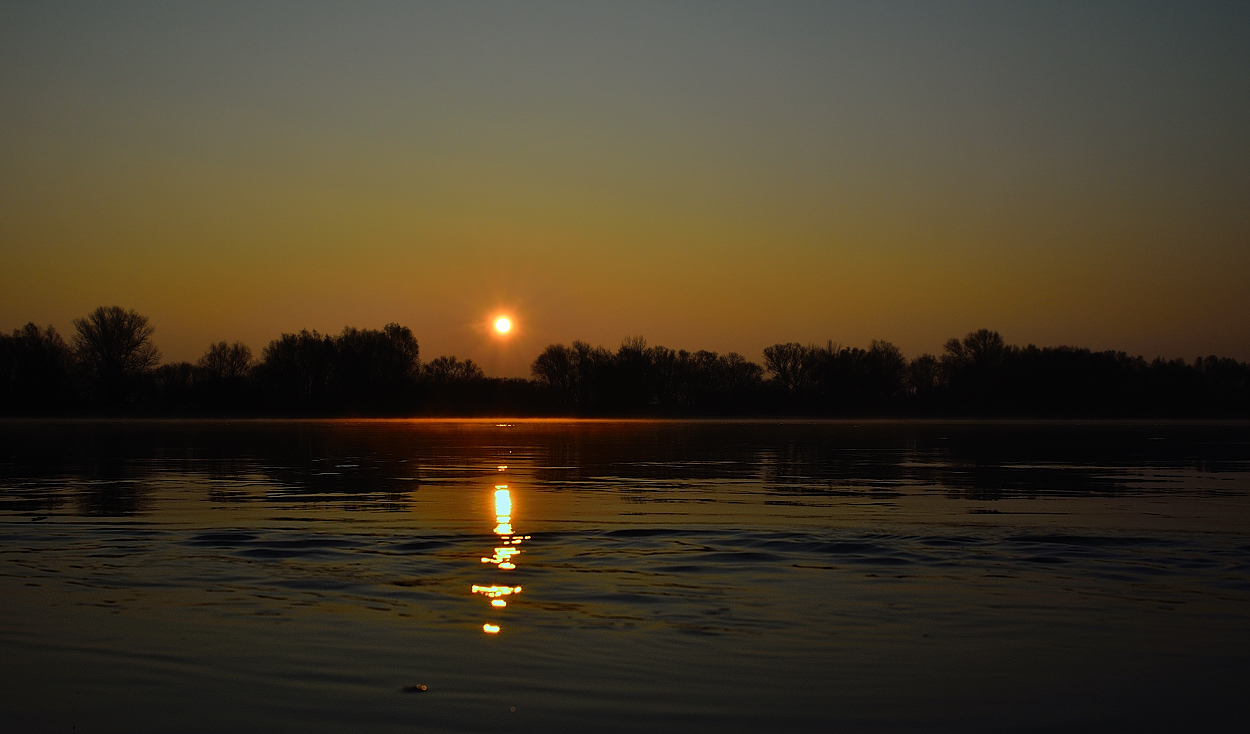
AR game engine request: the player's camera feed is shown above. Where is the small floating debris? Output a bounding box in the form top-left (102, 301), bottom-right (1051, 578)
top-left (401, 684), bottom-right (428, 693)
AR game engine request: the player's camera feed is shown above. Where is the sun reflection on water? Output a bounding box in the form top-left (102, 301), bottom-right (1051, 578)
top-left (474, 483), bottom-right (529, 633)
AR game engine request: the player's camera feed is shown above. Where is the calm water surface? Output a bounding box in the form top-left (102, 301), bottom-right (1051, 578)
top-left (1, 420), bottom-right (1248, 732)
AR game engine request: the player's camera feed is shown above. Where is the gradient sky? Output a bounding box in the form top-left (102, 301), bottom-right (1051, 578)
top-left (2, 1), bottom-right (1248, 375)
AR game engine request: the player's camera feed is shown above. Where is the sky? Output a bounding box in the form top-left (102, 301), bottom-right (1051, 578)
top-left (2, 1), bottom-right (1248, 376)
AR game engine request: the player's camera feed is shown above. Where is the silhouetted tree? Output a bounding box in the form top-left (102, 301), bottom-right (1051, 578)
top-left (1195, 355), bottom-right (1250, 414)
top-left (806, 340), bottom-right (908, 411)
top-left (941, 329), bottom-right (1015, 412)
top-left (334, 324), bottom-right (420, 413)
top-left (949, 328), bottom-right (1008, 367)
top-left (532, 338), bottom-right (767, 415)
top-left (197, 341), bottom-right (253, 381)
top-left (675, 349), bottom-right (764, 412)
top-left (572, 341), bottom-right (614, 408)
top-left (0, 323), bottom-right (74, 412)
top-left (649, 346), bottom-right (685, 408)
top-left (612, 336), bottom-right (653, 412)
top-left (864, 340), bottom-right (908, 404)
top-left (721, 352), bottom-right (765, 392)
top-left (423, 356), bottom-right (483, 384)
top-left (764, 342), bottom-right (814, 393)
top-left (532, 343), bottom-right (578, 406)
top-left (908, 353), bottom-right (943, 406)
top-left (72, 306), bottom-right (161, 404)
top-left (188, 341), bottom-right (255, 414)
top-left (153, 361), bottom-right (197, 411)
top-left (255, 330), bottom-right (336, 413)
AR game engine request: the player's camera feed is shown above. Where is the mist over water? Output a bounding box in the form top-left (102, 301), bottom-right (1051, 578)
top-left (2, 420), bottom-right (1248, 732)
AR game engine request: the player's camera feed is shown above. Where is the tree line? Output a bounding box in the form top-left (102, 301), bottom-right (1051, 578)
top-left (531, 331), bottom-right (1249, 416)
top-left (2, 306), bottom-right (1247, 417)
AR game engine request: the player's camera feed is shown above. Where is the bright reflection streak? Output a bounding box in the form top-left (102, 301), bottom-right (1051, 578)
top-left (472, 584), bottom-right (522, 598)
top-left (482, 545), bottom-right (520, 566)
top-left (493, 486), bottom-right (514, 536)
top-left (477, 485), bottom-right (526, 632)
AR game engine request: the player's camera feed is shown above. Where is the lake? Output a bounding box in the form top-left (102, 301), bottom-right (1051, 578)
top-left (1, 420), bottom-right (1248, 732)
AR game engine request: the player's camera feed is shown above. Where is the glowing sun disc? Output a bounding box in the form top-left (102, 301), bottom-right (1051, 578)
top-left (494, 317), bottom-right (512, 333)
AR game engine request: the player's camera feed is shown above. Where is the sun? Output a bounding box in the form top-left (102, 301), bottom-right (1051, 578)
top-left (494, 316), bottom-right (512, 334)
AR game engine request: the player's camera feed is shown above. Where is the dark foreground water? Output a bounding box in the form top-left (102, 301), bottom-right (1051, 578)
top-left (1, 420), bottom-right (1248, 733)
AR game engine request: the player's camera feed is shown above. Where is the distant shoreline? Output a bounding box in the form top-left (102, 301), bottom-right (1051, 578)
top-left (4, 310), bottom-right (1248, 419)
